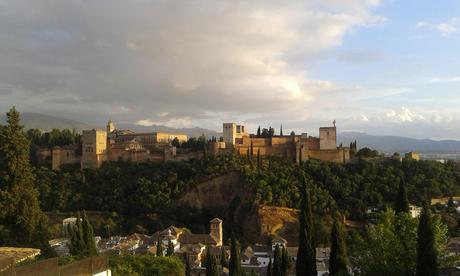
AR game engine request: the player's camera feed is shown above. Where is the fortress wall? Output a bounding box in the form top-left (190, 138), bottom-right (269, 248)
top-left (302, 148), bottom-right (349, 163)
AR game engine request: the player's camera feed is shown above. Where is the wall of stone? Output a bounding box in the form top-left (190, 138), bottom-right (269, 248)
top-left (319, 127), bottom-right (337, 150)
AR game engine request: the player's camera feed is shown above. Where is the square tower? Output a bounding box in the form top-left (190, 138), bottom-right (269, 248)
top-left (209, 218), bottom-right (223, 246)
top-left (81, 129), bottom-right (107, 169)
top-left (223, 123), bottom-right (247, 145)
top-left (319, 127), bottom-right (337, 150)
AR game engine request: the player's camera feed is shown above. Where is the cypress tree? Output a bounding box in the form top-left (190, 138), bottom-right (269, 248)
top-left (257, 126), bottom-right (261, 137)
top-left (0, 107), bottom-right (50, 249)
top-left (281, 247), bottom-right (290, 275)
top-left (296, 172), bottom-right (317, 276)
top-left (75, 213), bottom-right (86, 256)
top-left (395, 179), bottom-right (410, 213)
top-left (280, 124), bottom-right (283, 136)
top-left (185, 253), bottom-right (192, 276)
top-left (273, 244), bottom-right (282, 276)
top-left (416, 202), bottom-right (438, 276)
top-left (267, 258), bottom-right (273, 276)
top-left (167, 240), bottom-right (175, 256)
top-left (82, 211), bottom-right (98, 256)
top-left (156, 238), bottom-right (163, 256)
top-left (329, 213), bottom-right (349, 276)
top-left (221, 247), bottom-right (228, 268)
top-left (229, 233), bottom-right (242, 276)
top-left (206, 247), bottom-right (219, 276)
top-left (257, 149), bottom-right (261, 169)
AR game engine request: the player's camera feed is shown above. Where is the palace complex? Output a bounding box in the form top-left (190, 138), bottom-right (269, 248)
top-left (211, 122), bottom-right (355, 163)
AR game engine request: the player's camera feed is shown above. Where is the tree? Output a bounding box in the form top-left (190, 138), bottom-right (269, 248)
top-left (185, 254), bottom-right (192, 276)
top-left (296, 171), bottom-right (317, 276)
top-left (167, 240), bottom-right (175, 256)
top-left (257, 126), bottom-right (261, 137)
top-left (395, 179), bottom-right (410, 214)
top-left (416, 202), bottom-right (438, 276)
top-left (267, 258), bottom-right (273, 276)
top-left (221, 247), bottom-right (229, 268)
top-left (205, 247), bottom-right (219, 276)
top-left (82, 211), bottom-right (98, 256)
top-left (229, 234), bottom-right (242, 276)
top-left (280, 125), bottom-right (283, 136)
top-left (156, 238), bottom-right (164, 257)
top-left (273, 244), bottom-right (282, 276)
top-left (0, 107), bottom-right (51, 251)
top-left (281, 246), bottom-right (290, 276)
top-left (329, 213), bottom-right (348, 276)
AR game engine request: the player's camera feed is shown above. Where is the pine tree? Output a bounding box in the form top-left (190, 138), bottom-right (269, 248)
top-left (0, 107), bottom-right (50, 249)
top-left (273, 244), bottom-right (282, 276)
top-left (416, 202), bottom-right (438, 276)
top-left (167, 240), bottom-right (175, 256)
top-left (395, 179), bottom-right (410, 213)
top-left (206, 247), bottom-right (219, 276)
top-left (229, 233), bottom-right (242, 276)
top-left (329, 213), bottom-right (349, 276)
top-left (156, 238), bottom-right (164, 256)
top-left (82, 211), bottom-right (97, 256)
top-left (296, 171), bottom-right (317, 276)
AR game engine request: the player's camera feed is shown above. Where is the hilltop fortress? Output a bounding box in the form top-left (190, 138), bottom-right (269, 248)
top-left (52, 120), bottom-right (191, 170)
top-left (51, 120), bottom-right (355, 170)
top-left (212, 122), bottom-right (354, 163)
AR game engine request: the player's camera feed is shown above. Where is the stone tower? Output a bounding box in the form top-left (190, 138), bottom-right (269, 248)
top-left (209, 218), bottom-right (223, 246)
top-left (81, 129), bottom-right (107, 169)
top-left (107, 120), bottom-right (115, 134)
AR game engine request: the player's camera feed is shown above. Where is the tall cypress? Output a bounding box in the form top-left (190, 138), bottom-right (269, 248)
top-left (395, 179), bottom-right (410, 213)
top-left (229, 234), bottom-right (242, 276)
top-left (273, 244), bottom-right (282, 276)
top-left (0, 107), bottom-right (50, 249)
top-left (257, 149), bottom-right (261, 169)
top-left (156, 238), bottom-right (164, 256)
top-left (257, 126), bottom-right (261, 137)
top-left (296, 171), bottom-right (317, 276)
top-left (82, 211), bottom-right (98, 256)
top-left (267, 258), bottom-right (273, 276)
top-left (206, 247), bottom-right (219, 276)
top-left (280, 124), bottom-right (283, 136)
top-left (185, 253), bottom-right (192, 276)
top-left (416, 202), bottom-right (438, 276)
top-left (329, 213), bottom-right (348, 276)
top-left (281, 247), bottom-right (290, 275)
top-left (167, 240), bottom-right (175, 256)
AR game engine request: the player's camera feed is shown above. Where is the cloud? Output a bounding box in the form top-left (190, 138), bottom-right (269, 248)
top-left (416, 17), bottom-right (459, 36)
top-left (0, 0), bottom-right (384, 129)
top-left (385, 107), bottom-right (425, 123)
top-left (429, 76), bottom-right (460, 83)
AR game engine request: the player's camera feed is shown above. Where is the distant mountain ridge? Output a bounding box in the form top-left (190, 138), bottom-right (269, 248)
top-left (0, 113), bottom-right (93, 132)
top-left (0, 112), bottom-right (221, 138)
top-left (338, 132), bottom-right (460, 154)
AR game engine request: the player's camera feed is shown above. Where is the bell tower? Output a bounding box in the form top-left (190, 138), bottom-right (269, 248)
top-left (209, 218), bottom-right (223, 246)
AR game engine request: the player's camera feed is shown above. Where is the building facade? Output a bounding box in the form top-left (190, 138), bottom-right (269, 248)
top-left (221, 122), bottom-right (352, 163)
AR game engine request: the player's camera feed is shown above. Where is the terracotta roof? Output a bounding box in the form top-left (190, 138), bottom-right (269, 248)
top-left (178, 234), bottom-right (217, 245)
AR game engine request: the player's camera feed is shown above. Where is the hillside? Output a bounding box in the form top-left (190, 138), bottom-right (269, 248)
top-left (338, 131), bottom-right (460, 154)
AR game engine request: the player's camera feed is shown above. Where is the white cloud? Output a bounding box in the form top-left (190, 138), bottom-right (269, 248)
top-left (385, 107), bottom-right (425, 123)
top-left (429, 76), bottom-right (460, 83)
top-left (0, 0), bottom-right (384, 125)
top-left (416, 17), bottom-right (459, 36)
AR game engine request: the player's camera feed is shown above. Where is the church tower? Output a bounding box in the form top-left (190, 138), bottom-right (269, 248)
top-left (209, 218), bottom-right (223, 246)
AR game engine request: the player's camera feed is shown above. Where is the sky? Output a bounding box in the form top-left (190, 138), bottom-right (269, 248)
top-left (0, 0), bottom-right (459, 139)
